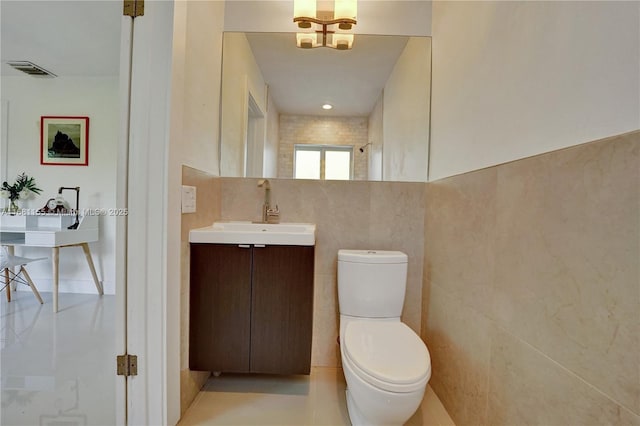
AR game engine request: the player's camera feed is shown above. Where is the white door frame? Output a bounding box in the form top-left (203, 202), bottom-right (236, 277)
top-left (124, 1), bottom-right (179, 424)
top-left (115, 13), bottom-right (134, 425)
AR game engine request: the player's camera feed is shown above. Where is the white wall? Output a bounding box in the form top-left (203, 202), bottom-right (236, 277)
top-left (224, 0), bottom-right (432, 36)
top-left (383, 37), bottom-right (431, 182)
top-left (367, 93), bottom-right (383, 180)
top-left (1, 76), bottom-right (118, 294)
top-left (220, 32), bottom-right (268, 176)
top-left (1, 101), bottom-right (8, 182)
top-left (182, 1), bottom-right (224, 176)
top-left (429, 1), bottom-right (640, 180)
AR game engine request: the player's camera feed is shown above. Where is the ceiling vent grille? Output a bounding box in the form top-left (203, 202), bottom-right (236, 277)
top-left (6, 61), bottom-right (57, 78)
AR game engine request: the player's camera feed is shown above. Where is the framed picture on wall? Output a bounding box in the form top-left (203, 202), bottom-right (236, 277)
top-left (40, 116), bottom-right (89, 166)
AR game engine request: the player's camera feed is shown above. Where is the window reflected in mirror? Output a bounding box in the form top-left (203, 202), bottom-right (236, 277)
top-left (294, 145), bottom-right (353, 180)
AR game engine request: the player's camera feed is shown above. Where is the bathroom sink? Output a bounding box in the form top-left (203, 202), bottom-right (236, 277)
top-left (189, 221), bottom-right (316, 246)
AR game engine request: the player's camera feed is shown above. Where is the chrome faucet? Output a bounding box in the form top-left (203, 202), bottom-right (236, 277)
top-left (257, 179), bottom-right (280, 223)
top-left (257, 179), bottom-right (272, 223)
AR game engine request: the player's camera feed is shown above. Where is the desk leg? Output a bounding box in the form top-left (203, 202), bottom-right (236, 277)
top-left (81, 243), bottom-right (103, 295)
top-left (4, 266), bottom-right (10, 302)
top-left (52, 247), bottom-right (59, 313)
top-left (7, 246), bottom-right (16, 291)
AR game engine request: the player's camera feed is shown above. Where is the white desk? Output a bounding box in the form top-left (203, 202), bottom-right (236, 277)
top-left (0, 213), bottom-right (103, 312)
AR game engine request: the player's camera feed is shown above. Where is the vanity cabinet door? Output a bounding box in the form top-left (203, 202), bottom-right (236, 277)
top-left (189, 243), bottom-right (252, 372)
top-left (250, 245), bottom-right (315, 375)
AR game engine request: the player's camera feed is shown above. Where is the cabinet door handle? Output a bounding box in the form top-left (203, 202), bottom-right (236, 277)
top-left (238, 244), bottom-right (251, 248)
top-left (254, 244), bottom-right (266, 248)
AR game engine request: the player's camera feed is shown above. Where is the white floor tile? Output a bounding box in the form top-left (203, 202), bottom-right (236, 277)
top-left (1, 292), bottom-right (116, 426)
top-left (1, 291), bottom-right (456, 426)
top-left (179, 367), bottom-right (455, 426)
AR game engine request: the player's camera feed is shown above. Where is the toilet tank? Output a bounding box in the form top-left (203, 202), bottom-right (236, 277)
top-left (338, 249), bottom-right (408, 318)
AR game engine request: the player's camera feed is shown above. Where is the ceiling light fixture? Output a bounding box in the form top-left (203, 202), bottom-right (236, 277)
top-left (322, 104), bottom-right (333, 110)
top-left (294, 0), bottom-right (357, 50)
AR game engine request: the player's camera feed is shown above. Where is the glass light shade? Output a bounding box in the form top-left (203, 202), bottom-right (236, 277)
top-left (332, 33), bottom-right (354, 50)
top-left (296, 32), bottom-right (318, 49)
top-left (294, 0), bottom-right (317, 19)
top-left (334, 0), bottom-right (357, 20)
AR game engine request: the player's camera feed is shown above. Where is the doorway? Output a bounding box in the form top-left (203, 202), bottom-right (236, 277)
top-left (245, 93), bottom-right (265, 178)
top-left (0, 1), bottom-right (126, 424)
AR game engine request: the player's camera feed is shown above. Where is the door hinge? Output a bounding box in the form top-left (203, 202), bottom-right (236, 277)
top-left (117, 354), bottom-right (138, 376)
top-left (123, 0), bottom-right (144, 18)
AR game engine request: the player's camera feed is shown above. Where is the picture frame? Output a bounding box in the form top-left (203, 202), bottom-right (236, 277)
top-left (40, 116), bottom-right (89, 166)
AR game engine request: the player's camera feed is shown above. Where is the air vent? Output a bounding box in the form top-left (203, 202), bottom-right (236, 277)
top-left (6, 61), bottom-right (56, 78)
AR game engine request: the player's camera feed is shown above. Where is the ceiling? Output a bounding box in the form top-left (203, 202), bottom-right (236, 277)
top-left (244, 33), bottom-right (409, 116)
top-left (1, 1), bottom-right (412, 116)
top-left (1, 0), bottom-right (121, 77)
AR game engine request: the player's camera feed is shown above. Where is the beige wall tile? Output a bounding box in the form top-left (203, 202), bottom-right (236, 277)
top-left (180, 369), bottom-right (211, 418)
top-left (312, 273), bottom-right (341, 367)
top-left (488, 327), bottom-right (640, 425)
top-left (180, 166), bottom-right (221, 415)
top-left (369, 181), bottom-right (426, 333)
top-left (424, 283), bottom-right (491, 426)
top-left (425, 167), bottom-right (497, 317)
top-left (408, 385), bottom-right (457, 426)
top-left (423, 130), bottom-right (640, 424)
top-left (422, 184), bottom-right (431, 339)
top-left (493, 132), bottom-right (639, 413)
top-left (220, 177), bottom-right (265, 223)
top-left (297, 180), bottom-right (372, 274)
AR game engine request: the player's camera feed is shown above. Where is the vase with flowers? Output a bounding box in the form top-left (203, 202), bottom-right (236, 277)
top-left (1, 173), bottom-right (42, 213)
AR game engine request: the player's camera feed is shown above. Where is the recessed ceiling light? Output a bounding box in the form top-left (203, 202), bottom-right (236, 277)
top-left (322, 104), bottom-right (333, 110)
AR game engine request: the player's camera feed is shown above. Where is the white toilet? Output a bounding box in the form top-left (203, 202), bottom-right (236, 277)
top-left (338, 249), bottom-right (431, 426)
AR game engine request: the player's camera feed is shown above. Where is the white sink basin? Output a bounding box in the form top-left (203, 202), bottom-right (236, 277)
top-left (189, 221), bottom-right (316, 246)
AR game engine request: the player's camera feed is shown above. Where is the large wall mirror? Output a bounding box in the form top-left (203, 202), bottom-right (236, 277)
top-left (219, 32), bottom-right (431, 182)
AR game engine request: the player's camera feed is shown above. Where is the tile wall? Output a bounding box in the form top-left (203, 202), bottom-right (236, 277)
top-left (423, 131), bottom-right (640, 425)
top-left (180, 166), bottom-right (221, 415)
top-left (278, 115), bottom-right (369, 180)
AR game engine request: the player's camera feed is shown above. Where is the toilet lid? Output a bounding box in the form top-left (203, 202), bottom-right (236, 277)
top-left (344, 321), bottom-right (430, 386)
top-left (338, 249), bottom-right (407, 264)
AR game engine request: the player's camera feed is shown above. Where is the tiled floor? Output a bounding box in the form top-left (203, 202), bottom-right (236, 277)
top-left (1, 292), bottom-right (116, 426)
top-left (179, 368), bottom-right (455, 426)
top-left (2, 291), bottom-right (454, 426)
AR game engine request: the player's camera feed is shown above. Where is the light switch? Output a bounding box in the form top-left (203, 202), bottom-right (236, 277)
top-left (181, 185), bottom-right (196, 213)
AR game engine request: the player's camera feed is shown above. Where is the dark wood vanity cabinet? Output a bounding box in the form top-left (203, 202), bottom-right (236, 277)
top-left (189, 243), bottom-right (314, 375)
top-left (189, 244), bottom-right (252, 372)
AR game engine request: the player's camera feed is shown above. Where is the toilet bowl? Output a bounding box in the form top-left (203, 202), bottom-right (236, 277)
top-left (337, 249), bottom-right (431, 426)
top-left (341, 319), bottom-right (431, 425)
